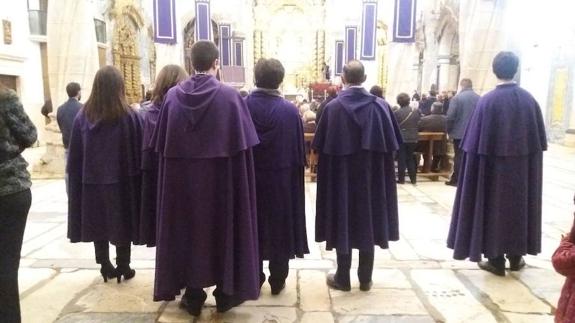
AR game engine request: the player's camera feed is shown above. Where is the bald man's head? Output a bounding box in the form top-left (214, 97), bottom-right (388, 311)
top-left (342, 60), bottom-right (366, 85)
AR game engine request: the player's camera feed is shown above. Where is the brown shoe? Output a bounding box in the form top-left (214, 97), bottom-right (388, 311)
top-left (326, 273), bottom-right (351, 291)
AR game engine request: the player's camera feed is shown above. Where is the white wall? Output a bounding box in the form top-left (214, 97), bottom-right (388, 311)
top-left (0, 0), bottom-right (47, 143)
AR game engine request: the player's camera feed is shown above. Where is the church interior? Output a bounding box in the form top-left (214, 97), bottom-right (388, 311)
top-left (1, 0), bottom-right (575, 322)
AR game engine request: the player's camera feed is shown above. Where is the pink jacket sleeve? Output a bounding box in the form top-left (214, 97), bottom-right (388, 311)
top-left (552, 240), bottom-right (575, 277)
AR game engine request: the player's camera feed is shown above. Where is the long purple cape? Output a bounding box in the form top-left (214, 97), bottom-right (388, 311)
top-left (246, 90), bottom-right (308, 259)
top-left (67, 109), bottom-right (143, 245)
top-left (153, 75), bottom-right (260, 301)
top-left (448, 83), bottom-right (547, 261)
top-left (312, 88), bottom-right (402, 252)
top-left (138, 103), bottom-right (161, 247)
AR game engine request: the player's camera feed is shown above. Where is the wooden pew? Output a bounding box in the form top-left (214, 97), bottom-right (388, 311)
top-left (417, 132), bottom-right (450, 181)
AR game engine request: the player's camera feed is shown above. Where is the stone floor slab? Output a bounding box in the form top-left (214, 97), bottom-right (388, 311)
top-left (331, 289), bottom-right (427, 316)
top-left (19, 267), bottom-right (57, 295)
top-left (21, 270), bottom-right (96, 323)
top-left (460, 270), bottom-right (552, 314)
top-left (299, 270), bottom-right (331, 311)
top-left (301, 312), bottom-right (335, 323)
top-left (338, 315), bottom-right (435, 323)
top-left (503, 313), bottom-right (555, 323)
top-left (371, 269), bottom-right (411, 289)
top-left (411, 269), bottom-right (496, 322)
top-left (197, 306), bottom-right (297, 323)
top-left (511, 268), bottom-right (563, 308)
top-left (55, 312), bottom-right (156, 323)
top-left (75, 270), bottom-right (161, 313)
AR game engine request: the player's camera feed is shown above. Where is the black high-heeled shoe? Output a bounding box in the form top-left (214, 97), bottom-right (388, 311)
top-left (116, 266), bottom-right (136, 283)
top-left (100, 264), bottom-right (117, 283)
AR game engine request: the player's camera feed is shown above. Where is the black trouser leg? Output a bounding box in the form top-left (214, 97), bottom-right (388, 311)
top-left (0, 189), bottom-right (32, 323)
top-left (405, 143), bottom-right (418, 184)
top-left (335, 251), bottom-right (352, 287)
top-left (268, 257), bottom-right (289, 287)
top-left (115, 245), bottom-right (131, 268)
top-left (488, 255), bottom-right (505, 269)
top-left (397, 144), bottom-right (407, 183)
top-left (450, 139), bottom-right (462, 183)
top-left (431, 155), bottom-right (442, 172)
top-left (94, 241), bottom-right (110, 265)
top-left (357, 249), bottom-right (374, 284)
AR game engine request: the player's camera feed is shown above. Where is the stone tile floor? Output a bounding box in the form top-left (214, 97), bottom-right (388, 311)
top-left (18, 145), bottom-right (575, 322)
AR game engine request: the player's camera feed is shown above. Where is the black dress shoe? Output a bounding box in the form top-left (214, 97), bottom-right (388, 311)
top-left (445, 181), bottom-right (457, 187)
top-left (180, 290), bottom-right (207, 316)
top-left (270, 282), bottom-right (286, 295)
top-left (214, 292), bottom-right (244, 313)
top-left (359, 281), bottom-right (372, 292)
top-left (326, 273), bottom-right (351, 291)
top-left (478, 261), bottom-right (505, 276)
top-left (508, 256), bottom-right (526, 271)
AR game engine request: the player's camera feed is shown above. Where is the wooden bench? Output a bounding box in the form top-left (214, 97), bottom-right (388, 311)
top-left (417, 132), bottom-right (450, 181)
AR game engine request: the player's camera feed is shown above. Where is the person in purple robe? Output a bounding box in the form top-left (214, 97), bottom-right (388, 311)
top-left (152, 41), bottom-right (260, 315)
top-left (245, 58), bottom-right (308, 295)
top-left (313, 60), bottom-right (402, 292)
top-left (138, 64), bottom-right (187, 247)
top-left (447, 52), bottom-right (548, 276)
top-left (67, 66), bottom-right (143, 283)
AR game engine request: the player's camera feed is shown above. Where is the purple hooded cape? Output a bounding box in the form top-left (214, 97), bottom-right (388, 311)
top-left (153, 75), bottom-right (260, 302)
top-left (447, 83), bottom-right (548, 261)
top-left (138, 103), bottom-right (160, 247)
top-left (312, 87), bottom-right (402, 253)
top-left (245, 89), bottom-right (308, 260)
top-left (67, 109), bottom-right (144, 246)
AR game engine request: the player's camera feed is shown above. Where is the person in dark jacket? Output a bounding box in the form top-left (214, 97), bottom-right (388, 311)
top-left (0, 83), bottom-right (37, 323)
top-left (67, 66), bottom-right (143, 285)
top-left (394, 93), bottom-right (421, 184)
top-left (447, 52), bottom-right (547, 276)
top-left (316, 86), bottom-right (337, 123)
top-left (445, 79), bottom-right (480, 186)
top-left (418, 90), bottom-right (437, 116)
top-left (369, 85), bottom-right (384, 99)
top-left (41, 99), bottom-right (53, 124)
top-left (418, 102), bottom-right (447, 172)
top-left (56, 82), bottom-right (82, 150)
top-left (314, 61), bottom-right (402, 292)
top-left (246, 58), bottom-right (308, 296)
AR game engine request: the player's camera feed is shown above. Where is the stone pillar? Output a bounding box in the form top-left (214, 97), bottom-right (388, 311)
top-left (34, 0), bottom-right (99, 178)
top-left (459, 0), bottom-right (509, 94)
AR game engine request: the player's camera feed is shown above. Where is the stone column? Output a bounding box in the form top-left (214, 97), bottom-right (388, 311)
top-left (34, 0), bottom-right (99, 178)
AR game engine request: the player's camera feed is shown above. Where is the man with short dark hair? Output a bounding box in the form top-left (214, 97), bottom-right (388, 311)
top-left (56, 82), bottom-right (82, 150)
top-left (313, 60), bottom-right (402, 292)
top-left (447, 51), bottom-right (547, 276)
top-left (419, 90), bottom-right (437, 115)
top-left (369, 85), bottom-right (384, 98)
top-left (153, 41), bottom-right (260, 315)
top-left (418, 102), bottom-right (447, 172)
top-left (445, 78), bottom-right (480, 186)
top-left (246, 58), bottom-right (308, 295)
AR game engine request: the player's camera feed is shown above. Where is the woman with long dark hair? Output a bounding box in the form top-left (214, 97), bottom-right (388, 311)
top-left (0, 83), bottom-right (37, 323)
top-left (139, 64), bottom-right (187, 246)
top-left (67, 66), bottom-right (143, 283)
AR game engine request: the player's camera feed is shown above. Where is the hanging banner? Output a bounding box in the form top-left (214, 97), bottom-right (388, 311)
top-left (393, 0), bottom-right (417, 43)
top-left (345, 26), bottom-right (357, 63)
top-left (153, 0), bottom-right (177, 44)
top-left (195, 0), bottom-right (212, 41)
top-left (335, 41), bottom-right (344, 75)
top-left (361, 1), bottom-right (378, 60)
top-left (219, 25), bottom-right (231, 66)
